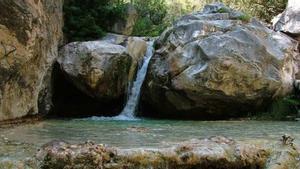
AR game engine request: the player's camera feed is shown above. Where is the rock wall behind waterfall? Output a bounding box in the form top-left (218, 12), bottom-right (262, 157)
top-left (0, 0), bottom-right (63, 121)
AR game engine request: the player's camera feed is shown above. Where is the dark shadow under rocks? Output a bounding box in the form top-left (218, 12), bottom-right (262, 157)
top-left (49, 62), bottom-right (124, 118)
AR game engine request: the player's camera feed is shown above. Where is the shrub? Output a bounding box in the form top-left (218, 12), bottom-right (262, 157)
top-left (131, 0), bottom-right (168, 36)
top-left (252, 96), bottom-right (299, 120)
top-left (166, 0), bottom-right (287, 23)
top-left (221, 0), bottom-right (288, 22)
top-left (63, 0), bottom-right (288, 41)
top-left (63, 0), bottom-right (126, 42)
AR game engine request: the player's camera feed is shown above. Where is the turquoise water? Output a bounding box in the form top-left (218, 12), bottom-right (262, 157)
top-left (1, 119), bottom-right (300, 161)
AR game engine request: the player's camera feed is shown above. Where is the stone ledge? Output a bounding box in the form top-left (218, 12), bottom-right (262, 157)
top-left (36, 136), bottom-right (300, 169)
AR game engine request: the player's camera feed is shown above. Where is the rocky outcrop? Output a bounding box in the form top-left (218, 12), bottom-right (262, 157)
top-left (0, 0), bottom-right (63, 121)
top-left (273, 0), bottom-right (300, 90)
top-left (36, 136), bottom-right (299, 169)
top-left (58, 36), bottom-right (147, 102)
top-left (142, 3), bottom-right (299, 119)
top-left (273, 0), bottom-right (300, 36)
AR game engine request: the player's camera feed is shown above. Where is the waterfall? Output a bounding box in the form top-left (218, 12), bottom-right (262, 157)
top-left (85, 41), bottom-right (154, 121)
top-left (116, 41), bottom-right (154, 120)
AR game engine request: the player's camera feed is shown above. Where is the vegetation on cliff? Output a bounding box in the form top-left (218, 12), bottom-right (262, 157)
top-left (63, 0), bottom-right (287, 42)
top-left (63, 0), bottom-right (125, 42)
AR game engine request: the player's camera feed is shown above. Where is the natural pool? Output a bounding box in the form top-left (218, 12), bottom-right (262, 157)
top-left (1, 119), bottom-right (300, 163)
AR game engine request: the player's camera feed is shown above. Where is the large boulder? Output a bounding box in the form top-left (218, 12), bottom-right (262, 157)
top-left (56, 35), bottom-right (148, 117)
top-left (58, 41), bottom-right (131, 101)
top-left (142, 3), bottom-right (299, 119)
top-left (0, 0), bottom-right (63, 121)
top-left (58, 37), bottom-right (147, 102)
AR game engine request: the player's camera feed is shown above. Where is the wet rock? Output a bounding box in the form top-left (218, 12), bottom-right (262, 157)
top-left (142, 3), bottom-right (299, 119)
top-left (0, 0), bottom-right (63, 121)
top-left (127, 126), bottom-right (149, 132)
top-left (127, 37), bottom-right (148, 82)
top-left (37, 140), bottom-right (117, 169)
top-left (37, 136), bottom-right (271, 169)
top-left (265, 135), bottom-right (300, 169)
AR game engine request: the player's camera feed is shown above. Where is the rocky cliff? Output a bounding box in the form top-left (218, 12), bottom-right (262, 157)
top-left (0, 0), bottom-right (63, 121)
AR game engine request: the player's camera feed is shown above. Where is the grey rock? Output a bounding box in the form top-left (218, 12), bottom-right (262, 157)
top-left (273, 0), bottom-right (300, 35)
top-left (58, 41), bottom-right (132, 101)
top-left (58, 36), bottom-right (148, 102)
top-left (142, 3), bottom-right (299, 118)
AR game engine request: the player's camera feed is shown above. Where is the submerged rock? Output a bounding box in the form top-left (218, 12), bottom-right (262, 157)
top-left (36, 136), bottom-right (300, 169)
top-left (142, 3), bottom-right (299, 119)
top-left (0, 0), bottom-right (63, 121)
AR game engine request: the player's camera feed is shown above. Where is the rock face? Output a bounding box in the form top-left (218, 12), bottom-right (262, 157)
top-left (273, 0), bottom-right (300, 35)
top-left (0, 0), bottom-right (63, 121)
top-left (58, 37), bottom-right (147, 102)
top-left (272, 0), bottom-right (300, 111)
top-left (142, 3), bottom-right (299, 119)
top-left (36, 136), bottom-right (300, 169)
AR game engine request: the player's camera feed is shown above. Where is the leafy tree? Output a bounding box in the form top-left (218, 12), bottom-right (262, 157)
top-left (131, 0), bottom-right (168, 36)
top-left (63, 0), bottom-right (288, 41)
top-left (63, 0), bottom-right (126, 42)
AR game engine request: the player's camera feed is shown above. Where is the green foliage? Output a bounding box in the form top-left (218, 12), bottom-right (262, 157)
top-left (253, 96), bottom-right (299, 120)
top-left (237, 13), bottom-right (252, 22)
top-left (220, 0), bottom-right (288, 22)
top-left (63, 0), bottom-right (287, 41)
top-left (216, 7), bottom-right (230, 13)
top-left (63, 0), bottom-right (126, 42)
top-left (64, 0), bottom-right (167, 40)
top-left (132, 17), bottom-right (168, 37)
top-left (131, 0), bottom-right (168, 36)
top-left (284, 97), bottom-right (300, 106)
top-left (166, 0), bottom-right (287, 23)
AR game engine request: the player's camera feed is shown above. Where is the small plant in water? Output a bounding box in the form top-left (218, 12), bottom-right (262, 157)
top-left (281, 134), bottom-right (295, 146)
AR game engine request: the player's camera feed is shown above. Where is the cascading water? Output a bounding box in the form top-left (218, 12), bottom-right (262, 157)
top-left (116, 41), bottom-right (154, 120)
top-left (86, 41), bottom-right (153, 121)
